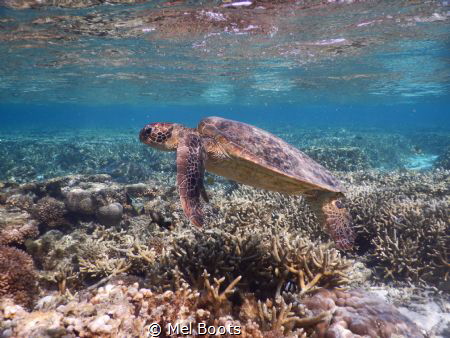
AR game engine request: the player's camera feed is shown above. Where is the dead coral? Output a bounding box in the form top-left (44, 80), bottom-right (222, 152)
top-left (0, 246), bottom-right (38, 308)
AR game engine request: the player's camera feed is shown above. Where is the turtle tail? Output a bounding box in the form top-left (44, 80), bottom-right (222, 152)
top-left (321, 197), bottom-right (355, 251)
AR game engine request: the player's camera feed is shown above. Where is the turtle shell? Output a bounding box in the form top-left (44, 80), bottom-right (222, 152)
top-left (198, 116), bottom-right (345, 194)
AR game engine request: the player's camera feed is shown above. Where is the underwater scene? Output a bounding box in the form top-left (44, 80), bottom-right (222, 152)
top-left (0, 0), bottom-right (449, 337)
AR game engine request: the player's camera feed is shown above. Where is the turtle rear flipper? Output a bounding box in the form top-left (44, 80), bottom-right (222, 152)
top-left (176, 133), bottom-right (206, 227)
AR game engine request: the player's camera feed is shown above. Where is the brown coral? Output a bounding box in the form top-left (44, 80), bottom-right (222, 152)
top-left (0, 246), bottom-right (37, 308)
top-left (31, 196), bottom-right (67, 225)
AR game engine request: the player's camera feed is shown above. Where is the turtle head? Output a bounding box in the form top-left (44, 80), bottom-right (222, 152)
top-left (139, 123), bottom-right (183, 151)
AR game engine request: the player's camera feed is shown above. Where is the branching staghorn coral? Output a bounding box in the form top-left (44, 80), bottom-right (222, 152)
top-left (159, 227), bottom-right (277, 298)
top-left (209, 185), bottom-right (325, 242)
top-left (271, 232), bottom-right (352, 296)
top-left (77, 225), bottom-right (164, 279)
top-left (256, 296), bottom-right (327, 337)
top-left (345, 170), bottom-right (449, 287)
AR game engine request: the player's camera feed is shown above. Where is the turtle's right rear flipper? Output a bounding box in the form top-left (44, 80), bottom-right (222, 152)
top-left (176, 133), bottom-right (206, 227)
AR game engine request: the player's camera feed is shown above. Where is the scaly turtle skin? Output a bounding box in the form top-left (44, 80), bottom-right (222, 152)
top-left (139, 117), bottom-right (355, 250)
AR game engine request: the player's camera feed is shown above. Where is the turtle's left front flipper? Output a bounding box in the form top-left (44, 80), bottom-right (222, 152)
top-left (176, 133), bottom-right (207, 227)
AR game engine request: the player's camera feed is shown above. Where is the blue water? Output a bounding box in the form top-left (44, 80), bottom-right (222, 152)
top-left (1, 3), bottom-right (450, 335)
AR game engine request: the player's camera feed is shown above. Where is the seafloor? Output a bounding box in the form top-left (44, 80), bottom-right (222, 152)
top-left (0, 128), bottom-right (449, 337)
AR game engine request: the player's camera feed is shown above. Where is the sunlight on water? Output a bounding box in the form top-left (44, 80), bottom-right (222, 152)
top-left (0, 2), bottom-right (449, 337)
top-left (0, 0), bottom-right (449, 105)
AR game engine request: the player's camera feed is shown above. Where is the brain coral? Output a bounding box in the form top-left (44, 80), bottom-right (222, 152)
top-left (0, 246), bottom-right (37, 308)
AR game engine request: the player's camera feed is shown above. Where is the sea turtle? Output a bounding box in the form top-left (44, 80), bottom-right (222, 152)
top-left (139, 116), bottom-right (355, 250)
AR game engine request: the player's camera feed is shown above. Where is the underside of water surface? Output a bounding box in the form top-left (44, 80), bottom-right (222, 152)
top-left (0, 0), bottom-right (449, 105)
top-left (0, 1), bottom-right (450, 337)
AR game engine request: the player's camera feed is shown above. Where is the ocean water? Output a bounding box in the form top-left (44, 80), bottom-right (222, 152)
top-left (1, 0), bottom-right (450, 337)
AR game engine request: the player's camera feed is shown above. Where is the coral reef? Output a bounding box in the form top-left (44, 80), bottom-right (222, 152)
top-left (31, 196), bottom-right (67, 225)
top-left (435, 146), bottom-right (450, 169)
top-left (343, 170), bottom-right (449, 287)
top-left (0, 167), bottom-right (448, 336)
top-left (0, 246), bottom-right (38, 308)
top-left (0, 132), bottom-right (171, 183)
top-left (0, 205), bottom-right (38, 245)
top-left (303, 288), bottom-right (425, 337)
top-left (0, 278), bottom-right (426, 337)
top-left (271, 232), bottom-right (351, 296)
top-left (0, 129), bottom-right (445, 183)
top-left (96, 202), bottom-right (123, 226)
top-left (304, 146), bottom-right (369, 171)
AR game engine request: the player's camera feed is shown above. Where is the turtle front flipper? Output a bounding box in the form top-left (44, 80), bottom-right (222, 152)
top-left (307, 193), bottom-right (355, 251)
top-left (176, 133), bottom-right (207, 227)
top-left (321, 198), bottom-right (355, 251)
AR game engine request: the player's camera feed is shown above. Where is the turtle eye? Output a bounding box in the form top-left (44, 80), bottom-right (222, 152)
top-left (144, 127), bottom-right (152, 137)
top-left (139, 126), bottom-right (153, 142)
top-left (335, 200), bottom-right (345, 209)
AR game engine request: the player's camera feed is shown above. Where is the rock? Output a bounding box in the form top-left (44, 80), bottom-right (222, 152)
top-left (96, 203), bottom-right (123, 226)
top-left (125, 183), bottom-right (147, 195)
top-left (65, 189), bottom-right (96, 215)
